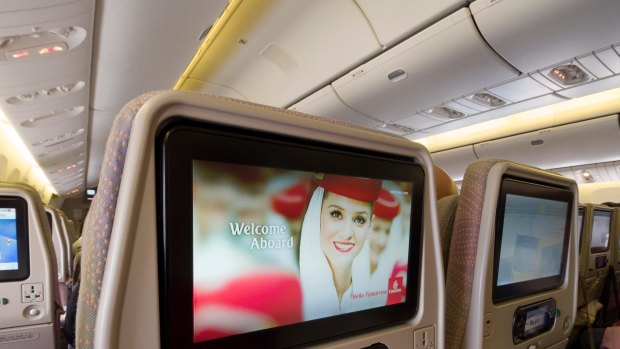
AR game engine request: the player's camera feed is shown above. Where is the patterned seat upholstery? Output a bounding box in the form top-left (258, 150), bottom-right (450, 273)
top-left (434, 165), bottom-right (459, 275)
top-left (76, 92), bottom-right (161, 349)
top-left (444, 158), bottom-right (502, 349)
top-left (437, 194), bottom-right (459, 274)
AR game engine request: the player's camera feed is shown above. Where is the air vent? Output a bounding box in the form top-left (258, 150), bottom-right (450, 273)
top-left (467, 92), bottom-right (507, 108)
top-left (37, 141), bottom-right (84, 158)
top-left (7, 81), bottom-right (85, 105)
top-left (548, 64), bottom-right (589, 86)
top-left (428, 106), bottom-right (465, 119)
top-left (32, 128), bottom-right (84, 147)
top-left (21, 106), bottom-right (84, 128)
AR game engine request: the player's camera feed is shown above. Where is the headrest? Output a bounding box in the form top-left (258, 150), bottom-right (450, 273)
top-left (434, 165), bottom-right (457, 200)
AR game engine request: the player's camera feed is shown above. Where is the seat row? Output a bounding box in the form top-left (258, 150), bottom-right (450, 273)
top-left (0, 90), bottom-right (607, 349)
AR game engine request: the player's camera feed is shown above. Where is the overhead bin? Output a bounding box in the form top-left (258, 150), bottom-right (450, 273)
top-left (187, 0), bottom-right (382, 109)
top-left (288, 86), bottom-right (380, 128)
top-left (470, 0), bottom-right (620, 73)
top-left (431, 145), bottom-right (477, 181)
top-left (474, 115), bottom-right (620, 170)
top-left (332, 8), bottom-right (519, 123)
top-left (354, 0), bottom-right (466, 46)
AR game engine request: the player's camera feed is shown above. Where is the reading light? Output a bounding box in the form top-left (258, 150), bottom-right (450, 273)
top-left (38, 45), bottom-right (65, 55)
top-left (548, 64), bottom-right (589, 86)
top-left (469, 92), bottom-right (507, 108)
top-left (428, 106), bottom-right (465, 119)
top-left (10, 50), bottom-right (29, 59)
top-left (580, 170), bottom-right (593, 182)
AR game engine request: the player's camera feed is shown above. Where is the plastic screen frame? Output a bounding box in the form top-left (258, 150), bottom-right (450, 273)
top-left (156, 119), bottom-right (425, 349)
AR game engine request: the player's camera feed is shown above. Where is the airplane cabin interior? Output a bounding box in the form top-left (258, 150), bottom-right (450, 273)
top-left (0, 0), bottom-right (620, 348)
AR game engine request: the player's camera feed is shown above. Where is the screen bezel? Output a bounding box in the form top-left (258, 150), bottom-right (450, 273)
top-left (577, 207), bottom-right (585, 249)
top-left (0, 196), bottom-right (29, 282)
top-left (589, 209), bottom-right (612, 254)
top-left (156, 119), bottom-right (425, 349)
top-left (492, 177), bottom-right (573, 304)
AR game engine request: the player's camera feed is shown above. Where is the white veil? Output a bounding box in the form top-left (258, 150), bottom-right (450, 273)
top-left (299, 187), bottom-right (371, 321)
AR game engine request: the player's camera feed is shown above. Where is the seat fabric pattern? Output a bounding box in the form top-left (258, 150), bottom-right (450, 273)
top-left (437, 194), bottom-right (459, 275)
top-left (75, 91), bottom-right (161, 349)
top-left (444, 159), bottom-right (501, 349)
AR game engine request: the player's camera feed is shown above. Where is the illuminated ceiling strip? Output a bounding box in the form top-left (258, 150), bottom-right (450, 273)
top-left (416, 86), bottom-right (620, 152)
top-left (0, 109), bottom-right (57, 194)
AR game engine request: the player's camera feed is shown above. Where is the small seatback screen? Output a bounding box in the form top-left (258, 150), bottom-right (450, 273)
top-left (0, 196), bottom-right (29, 282)
top-left (0, 208), bottom-right (18, 271)
top-left (497, 195), bottom-right (568, 286)
top-left (493, 178), bottom-right (573, 303)
top-left (590, 209), bottom-right (611, 253)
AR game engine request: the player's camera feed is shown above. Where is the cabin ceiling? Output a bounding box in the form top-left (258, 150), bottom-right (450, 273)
top-left (178, 0), bottom-right (620, 183)
top-left (0, 0), bottom-right (228, 198)
top-left (1, 0), bottom-right (620, 199)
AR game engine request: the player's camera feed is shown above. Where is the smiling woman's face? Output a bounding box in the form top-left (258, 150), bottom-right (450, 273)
top-left (320, 191), bottom-right (373, 269)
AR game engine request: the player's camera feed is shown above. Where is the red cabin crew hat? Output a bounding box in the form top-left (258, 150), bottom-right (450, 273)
top-left (271, 181), bottom-right (311, 220)
top-left (374, 188), bottom-right (400, 220)
top-left (317, 174), bottom-right (382, 202)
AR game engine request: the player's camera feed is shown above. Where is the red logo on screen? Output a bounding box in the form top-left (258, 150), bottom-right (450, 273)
top-left (386, 276), bottom-right (404, 305)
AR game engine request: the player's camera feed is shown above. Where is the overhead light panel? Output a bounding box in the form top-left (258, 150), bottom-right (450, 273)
top-left (468, 92), bottom-right (507, 108)
top-left (10, 50), bottom-right (29, 59)
top-left (0, 27), bottom-right (86, 63)
top-left (548, 64), bottom-right (589, 86)
top-left (379, 123), bottom-right (416, 134)
top-left (428, 106), bottom-right (465, 119)
top-left (38, 45), bottom-right (65, 55)
top-left (579, 170), bottom-right (594, 182)
top-left (7, 81), bottom-right (85, 105)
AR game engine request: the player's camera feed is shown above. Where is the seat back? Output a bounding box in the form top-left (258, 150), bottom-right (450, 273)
top-left (0, 183), bottom-right (61, 348)
top-left (581, 204), bottom-right (613, 305)
top-left (77, 90), bottom-right (444, 349)
top-left (444, 159), bottom-right (578, 349)
top-left (434, 165), bottom-right (459, 274)
top-left (610, 207), bottom-right (620, 288)
top-left (44, 206), bottom-right (70, 306)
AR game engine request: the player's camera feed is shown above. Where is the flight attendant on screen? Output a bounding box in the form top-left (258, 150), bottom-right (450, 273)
top-left (299, 174), bottom-right (381, 320)
top-left (367, 188), bottom-right (402, 307)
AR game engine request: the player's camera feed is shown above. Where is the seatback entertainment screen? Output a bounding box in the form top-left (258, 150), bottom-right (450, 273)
top-left (158, 120), bottom-right (424, 348)
top-left (590, 209), bottom-right (611, 254)
top-left (192, 162), bottom-right (413, 341)
top-left (493, 178), bottom-right (573, 303)
top-left (0, 196), bottom-right (29, 282)
top-left (0, 208), bottom-right (18, 271)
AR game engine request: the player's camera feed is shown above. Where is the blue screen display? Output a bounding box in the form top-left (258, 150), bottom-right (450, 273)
top-left (0, 208), bottom-right (18, 271)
